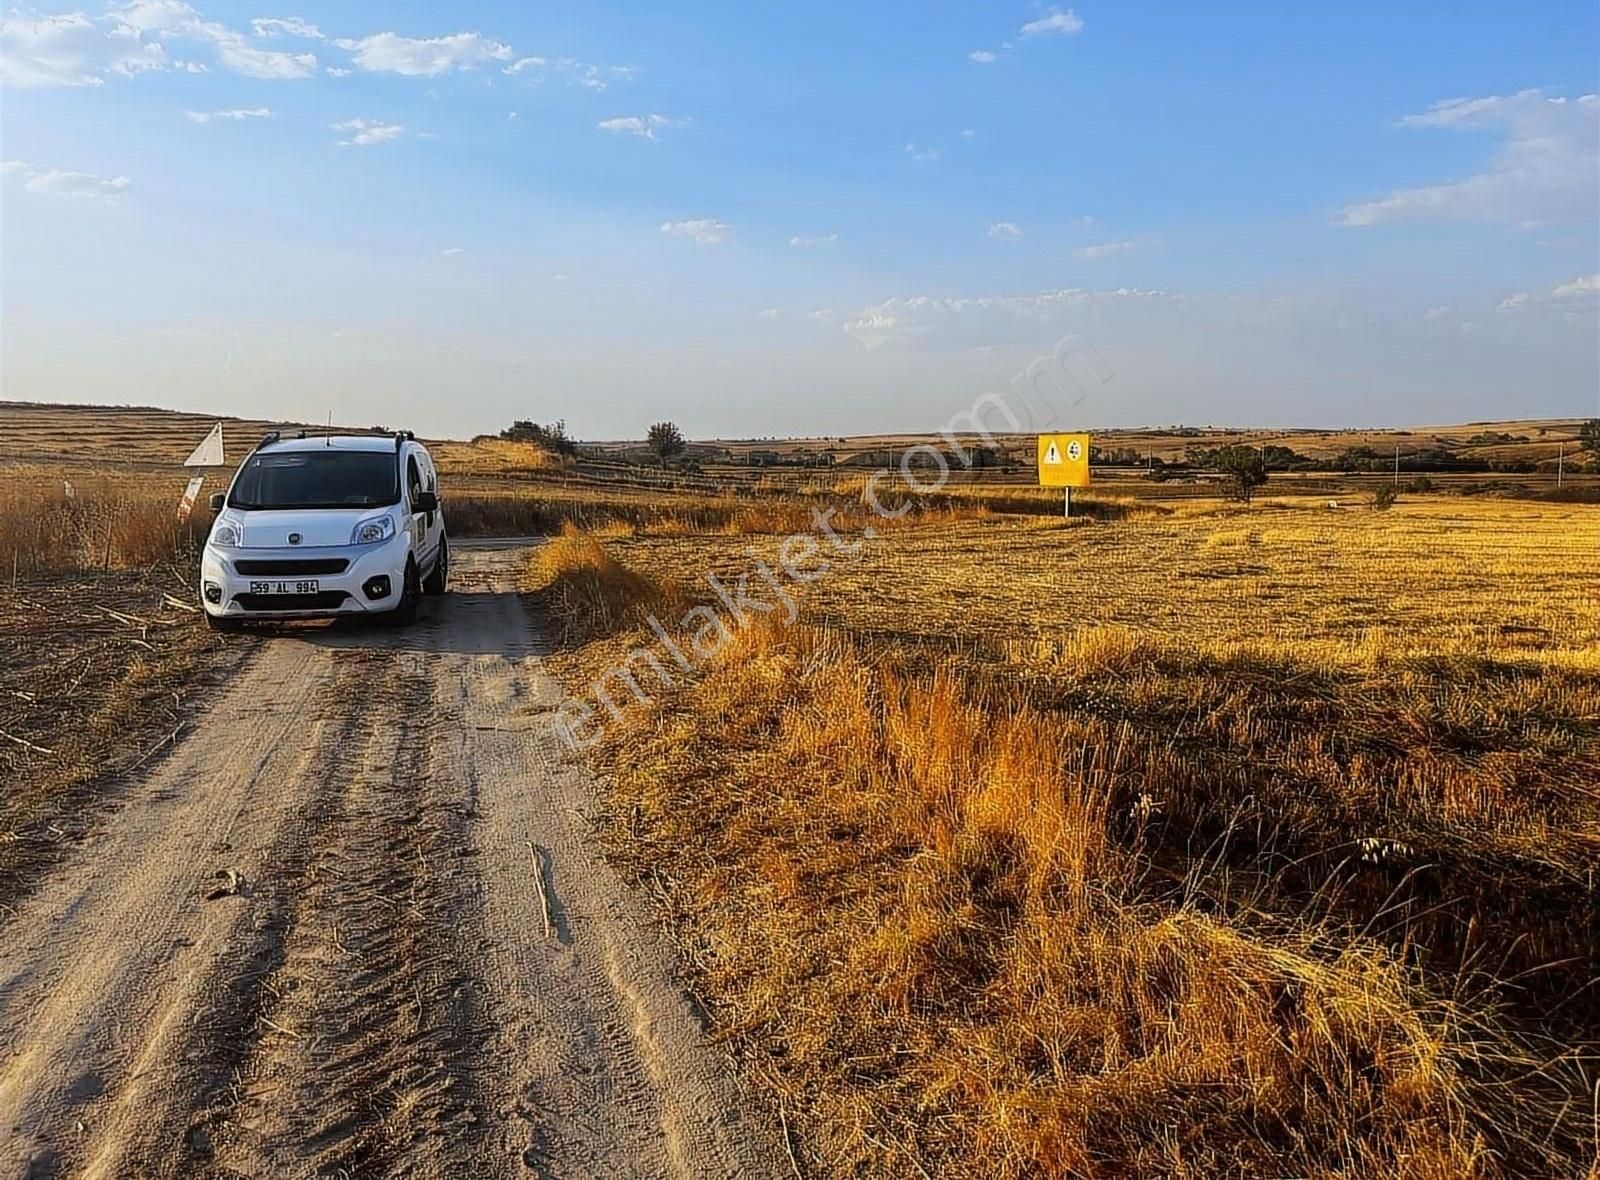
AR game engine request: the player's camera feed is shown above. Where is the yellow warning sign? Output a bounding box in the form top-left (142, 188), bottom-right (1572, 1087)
top-left (1037, 433), bottom-right (1091, 488)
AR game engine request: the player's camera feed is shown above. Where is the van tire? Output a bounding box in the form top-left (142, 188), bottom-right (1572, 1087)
top-left (423, 538), bottom-right (448, 595)
top-left (387, 560), bottom-right (420, 626)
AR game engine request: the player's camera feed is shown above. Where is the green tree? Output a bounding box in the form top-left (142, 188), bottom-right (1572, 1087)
top-left (1216, 445), bottom-right (1268, 502)
top-left (1580, 419), bottom-right (1600, 461)
top-left (647, 421), bottom-right (686, 466)
top-left (501, 418), bottom-right (578, 457)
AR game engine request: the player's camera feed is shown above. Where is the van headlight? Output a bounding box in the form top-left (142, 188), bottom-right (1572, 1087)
top-left (211, 521), bottom-right (242, 548)
top-left (351, 515), bottom-right (395, 545)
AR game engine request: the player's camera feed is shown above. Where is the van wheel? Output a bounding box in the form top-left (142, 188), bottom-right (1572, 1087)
top-left (387, 560), bottom-right (420, 626)
top-left (423, 539), bottom-right (448, 595)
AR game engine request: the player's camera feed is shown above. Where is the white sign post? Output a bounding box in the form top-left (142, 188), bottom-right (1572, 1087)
top-left (177, 475), bottom-right (205, 522)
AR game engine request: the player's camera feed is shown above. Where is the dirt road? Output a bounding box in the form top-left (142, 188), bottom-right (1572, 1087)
top-left (0, 545), bottom-right (783, 1179)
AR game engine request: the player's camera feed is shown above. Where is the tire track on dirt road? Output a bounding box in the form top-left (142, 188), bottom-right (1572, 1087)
top-left (0, 544), bottom-right (783, 1179)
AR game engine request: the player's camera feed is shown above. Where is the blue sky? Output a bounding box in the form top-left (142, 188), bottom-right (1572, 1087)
top-left (2, 1), bottom-right (1596, 439)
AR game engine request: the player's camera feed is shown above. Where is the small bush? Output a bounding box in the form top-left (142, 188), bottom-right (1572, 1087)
top-left (1372, 485), bottom-right (1399, 511)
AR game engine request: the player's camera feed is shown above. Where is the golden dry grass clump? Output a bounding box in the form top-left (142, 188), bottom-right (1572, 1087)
top-left (0, 469), bottom-right (199, 574)
top-left (529, 522), bottom-right (688, 644)
top-left (526, 498), bottom-right (1598, 1178)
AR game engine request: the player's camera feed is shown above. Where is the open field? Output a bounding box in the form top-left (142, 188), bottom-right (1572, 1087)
top-left (524, 496), bottom-right (1600, 1177)
top-left (2, 401), bottom-right (1597, 1176)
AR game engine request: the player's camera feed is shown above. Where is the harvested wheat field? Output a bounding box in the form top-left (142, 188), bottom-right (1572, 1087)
top-left (525, 495), bottom-right (1600, 1178)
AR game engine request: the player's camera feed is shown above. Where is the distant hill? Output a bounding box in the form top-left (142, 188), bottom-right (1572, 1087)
top-left (1, 399), bottom-right (1588, 474)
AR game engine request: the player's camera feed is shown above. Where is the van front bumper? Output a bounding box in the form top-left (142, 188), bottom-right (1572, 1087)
top-left (200, 537), bottom-right (409, 619)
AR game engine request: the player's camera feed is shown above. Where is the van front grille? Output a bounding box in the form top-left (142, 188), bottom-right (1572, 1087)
top-left (234, 559), bottom-right (349, 575)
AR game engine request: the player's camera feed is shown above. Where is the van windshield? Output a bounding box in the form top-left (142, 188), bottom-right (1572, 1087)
top-left (229, 450), bottom-right (400, 510)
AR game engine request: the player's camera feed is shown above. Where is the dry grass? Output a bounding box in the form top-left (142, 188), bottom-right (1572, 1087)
top-left (0, 469), bottom-right (202, 574)
top-left (529, 523), bottom-right (689, 645)
top-left (446, 481), bottom-right (1017, 540)
top-left (0, 564), bottom-right (232, 906)
top-left (525, 497), bottom-right (1599, 1177)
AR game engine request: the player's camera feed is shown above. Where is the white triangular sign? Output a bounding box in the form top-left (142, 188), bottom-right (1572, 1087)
top-left (1044, 442), bottom-right (1061, 464)
top-left (184, 423), bottom-right (225, 467)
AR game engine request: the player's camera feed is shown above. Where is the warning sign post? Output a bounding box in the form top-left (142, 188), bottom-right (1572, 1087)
top-left (1037, 432), bottom-right (1091, 516)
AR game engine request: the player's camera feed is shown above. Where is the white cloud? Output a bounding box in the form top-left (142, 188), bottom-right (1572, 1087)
top-left (597, 113), bottom-right (683, 139)
top-left (334, 31), bottom-right (511, 76)
top-left (1077, 239), bottom-right (1135, 259)
top-left (1020, 8), bottom-right (1083, 37)
top-left (986, 221), bottom-right (1023, 240)
top-left (756, 307), bottom-right (782, 319)
top-left (1341, 90), bottom-right (1599, 227)
top-left (332, 117), bottom-right (405, 146)
top-left (24, 169), bottom-right (131, 198)
top-left (1, 159), bottom-right (31, 173)
top-left (441, 246), bottom-right (464, 257)
top-left (904, 142), bottom-right (941, 162)
top-left (186, 105), bottom-right (270, 122)
top-left (961, 128), bottom-right (975, 139)
top-left (788, 233), bottom-right (838, 247)
top-left (1488, 274), bottom-right (1600, 314)
top-left (504, 55), bottom-right (630, 91)
top-left (213, 40), bottom-right (314, 77)
top-left (809, 308), bottom-right (834, 321)
top-left (839, 286), bottom-right (1165, 350)
top-left (841, 311), bottom-right (902, 350)
top-left (114, 1), bottom-right (318, 79)
top-left (324, 64), bottom-right (349, 76)
top-left (0, 10), bottom-right (614, 90)
top-left (968, 49), bottom-right (996, 63)
top-left (250, 16), bottom-right (320, 38)
top-left (660, 218), bottom-right (732, 245)
top-left (0, 10), bottom-right (167, 86)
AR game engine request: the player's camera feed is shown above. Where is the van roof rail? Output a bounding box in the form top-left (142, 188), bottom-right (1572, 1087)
top-left (393, 429), bottom-right (414, 450)
top-left (258, 430), bottom-right (281, 448)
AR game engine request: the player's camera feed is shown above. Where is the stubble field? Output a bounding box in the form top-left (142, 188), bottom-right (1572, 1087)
top-left (526, 495), bottom-right (1599, 1177)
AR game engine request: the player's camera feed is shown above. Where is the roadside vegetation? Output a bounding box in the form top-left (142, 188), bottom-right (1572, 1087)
top-left (0, 467), bottom-right (201, 575)
top-left (524, 497), bottom-right (1599, 1177)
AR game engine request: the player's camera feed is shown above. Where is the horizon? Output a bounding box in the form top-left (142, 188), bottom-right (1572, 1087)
top-left (3, 2), bottom-right (1598, 437)
top-left (1, 396), bottom-right (1586, 448)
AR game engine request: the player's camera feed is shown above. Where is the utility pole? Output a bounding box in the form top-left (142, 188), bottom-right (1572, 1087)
top-left (1558, 444), bottom-right (1564, 488)
top-left (1393, 445), bottom-right (1400, 487)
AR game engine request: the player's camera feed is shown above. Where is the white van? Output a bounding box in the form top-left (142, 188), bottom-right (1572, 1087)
top-left (199, 432), bottom-right (448, 629)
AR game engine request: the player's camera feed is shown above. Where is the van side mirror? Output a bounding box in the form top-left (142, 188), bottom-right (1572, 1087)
top-left (208, 492), bottom-right (226, 512)
top-left (413, 490), bottom-right (438, 513)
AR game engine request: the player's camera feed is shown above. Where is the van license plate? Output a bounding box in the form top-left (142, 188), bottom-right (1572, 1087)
top-left (250, 580), bottom-right (320, 595)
